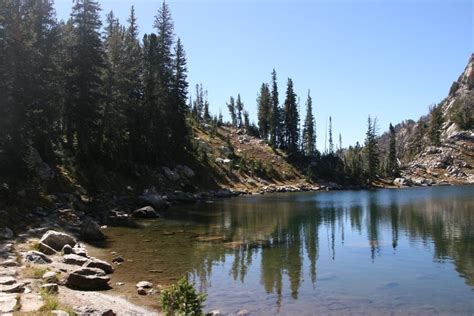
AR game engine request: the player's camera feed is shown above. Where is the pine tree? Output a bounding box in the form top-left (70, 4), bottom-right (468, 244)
top-left (283, 78), bottom-right (299, 154)
top-left (203, 91), bottom-right (211, 122)
top-left (227, 96), bottom-right (237, 127)
top-left (302, 90), bottom-right (316, 157)
top-left (428, 104), bottom-right (443, 146)
top-left (170, 37), bottom-right (189, 154)
top-left (236, 94), bottom-right (244, 128)
top-left (365, 116), bottom-right (379, 184)
top-left (243, 110), bottom-right (250, 131)
top-left (68, 0), bottom-right (105, 161)
top-left (269, 69), bottom-right (280, 148)
top-left (328, 116), bottom-right (334, 154)
top-left (257, 83), bottom-right (271, 140)
top-left (123, 5), bottom-right (143, 162)
top-left (387, 123), bottom-right (398, 177)
top-left (102, 11), bottom-right (127, 165)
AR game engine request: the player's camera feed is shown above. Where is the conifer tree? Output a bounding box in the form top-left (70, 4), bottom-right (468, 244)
top-left (365, 116), bottom-right (379, 184)
top-left (68, 0), bottom-right (105, 161)
top-left (428, 104), bottom-right (443, 146)
top-left (227, 96), bottom-right (237, 127)
top-left (236, 94), bottom-right (244, 128)
top-left (124, 5), bottom-right (143, 161)
top-left (328, 116), bottom-right (334, 154)
top-left (283, 78), bottom-right (299, 154)
top-left (269, 69), bottom-right (280, 148)
top-left (302, 90), bottom-right (316, 157)
top-left (387, 123), bottom-right (398, 177)
top-left (171, 37), bottom-right (189, 153)
top-left (257, 83), bottom-right (271, 140)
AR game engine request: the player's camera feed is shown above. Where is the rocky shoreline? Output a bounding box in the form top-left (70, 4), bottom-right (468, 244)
top-left (0, 228), bottom-right (158, 315)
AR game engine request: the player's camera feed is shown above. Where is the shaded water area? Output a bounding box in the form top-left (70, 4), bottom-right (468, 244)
top-left (89, 186), bottom-right (474, 315)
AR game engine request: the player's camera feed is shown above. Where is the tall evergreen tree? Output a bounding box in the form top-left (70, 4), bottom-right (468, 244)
top-left (269, 69), bottom-right (280, 148)
top-left (123, 5), bottom-right (143, 162)
top-left (227, 96), bottom-right (237, 127)
top-left (328, 116), bottom-right (334, 154)
top-left (170, 37), bottom-right (189, 153)
top-left (68, 0), bottom-right (105, 161)
top-left (302, 90), bottom-right (316, 157)
top-left (387, 123), bottom-right (398, 177)
top-left (283, 78), bottom-right (299, 154)
top-left (365, 116), bottom-right (379, 184)
top-left (236, 94), bottom-right (244, 128)
top-left (257, 83), bottom-right (271, 140)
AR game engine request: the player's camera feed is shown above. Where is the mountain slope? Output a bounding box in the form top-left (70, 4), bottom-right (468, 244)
top-left (381, 54), bottom-right (474, 185)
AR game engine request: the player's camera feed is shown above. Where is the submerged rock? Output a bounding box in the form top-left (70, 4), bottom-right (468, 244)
top-left (0, 228), bottom-right (13, 240)
top-left (132, 206), bottom-right (160, 219)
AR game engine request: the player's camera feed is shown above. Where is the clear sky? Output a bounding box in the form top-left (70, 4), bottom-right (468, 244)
top-left (54, 0), bottom-right (473, 150)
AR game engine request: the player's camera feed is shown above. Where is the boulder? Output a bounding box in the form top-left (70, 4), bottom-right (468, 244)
top-left (0, 293), bottom-right (17, 313)
top-left (39, 230), bottom-right (76, 252)
top-left (39, 242), bottom-right (57, 255)
top-left (1, 282), bottom-right (25, 293)
top-left (393, 178), bottom-right (409, 187)
top-left (74, 307), bottom-right (116, 316)
top-left (177, 165), bottom-right (195, 178)
top-left (81, 218), bottom-right (106, 241)
top-left (72, 245), bottom-right (88, 257)
top-left (137, 287), bottom-right (147, 295)
top-left (112, 256), bottom-right (125, 264)
top-left (41, 283), bottom-right (59, 294)
top-left (63, 254), bottom-right (88, 266)
top-left (24, 251), bottom-right (52, 264)
top-left (138, 194), bottom-right (168, 211)
top-left (132, 206), bottom-right (160, 219)
top-left (136, 281), bottom-right (152, 289)
top-left (84, 258), bottom-right (114, 274)
top-left (65, 267), bottom-right (111, 291)
top-left (52, 311), bottom-right (69, 316)
top-left (162, 167), bottom-right (180, 182)
top-left (0, 276), bottom-right (15, 285)
top-left (61, 244), bottom-right (73, 255)
top-left (42, 271), bottom-right (58, 283)
top-left (0, 227), bottom-right (13, 240)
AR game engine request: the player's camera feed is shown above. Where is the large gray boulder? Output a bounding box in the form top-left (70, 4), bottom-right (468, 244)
top-left (63, 254), bottom-right (88, 266)
top-left (65, 267), bottom-right (110, 291)
top-left (132, 206), bottom-right (160, 219)
top-left (84, 258), bottom-right (114, 274)
top-left (80, 218), bottom-right (106, 241)
top-left (39, 230), bottom-right (76, 252)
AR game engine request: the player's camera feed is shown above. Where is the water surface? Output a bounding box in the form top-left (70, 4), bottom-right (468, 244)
top-left (90, 186), bottom-right (474, 315)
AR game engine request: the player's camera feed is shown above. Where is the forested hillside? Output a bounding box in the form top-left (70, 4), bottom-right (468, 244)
top-left (1, 0), bottom-right (472, 216)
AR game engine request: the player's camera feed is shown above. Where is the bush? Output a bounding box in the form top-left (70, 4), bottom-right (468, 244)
top-left (159, 276), bottom-right (207, 316)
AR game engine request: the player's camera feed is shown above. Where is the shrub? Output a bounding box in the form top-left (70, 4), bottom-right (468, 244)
top-left (159, 276), bottom-right (207, 316)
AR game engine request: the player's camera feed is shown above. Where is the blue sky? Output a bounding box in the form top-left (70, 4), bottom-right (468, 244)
top-left (54, 0), bottom-right (473, 150)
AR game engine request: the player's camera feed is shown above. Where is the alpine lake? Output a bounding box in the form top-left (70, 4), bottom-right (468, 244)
top-left (88, 185), bottom-right (474, 315)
